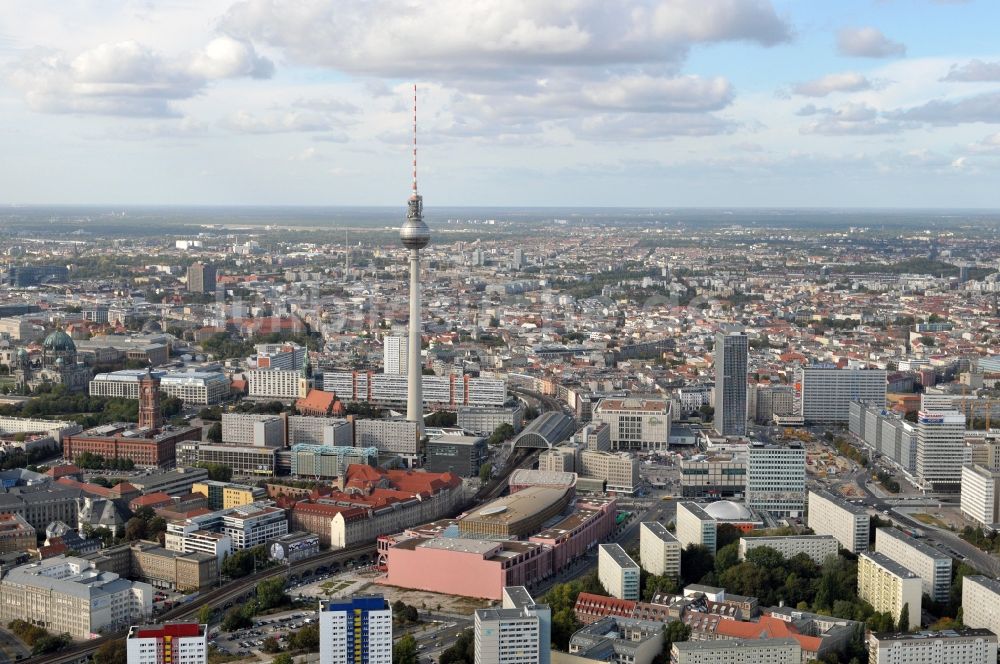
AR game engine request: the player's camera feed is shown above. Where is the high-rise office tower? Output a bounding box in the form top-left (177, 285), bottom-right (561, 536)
top-left (714, 324), bottom-right (748, 436)
top-left (916, 410), bottom-right (966, 493)
top-left (746, 442), bottom-right (806, 517)
top-left (186, 262), bottom-right (216, 294)
top-left (399, 85), bottom-right (430, 434)
top-left (383, 335), bottom-right (408, 375)
top-left (475, 586), bottom-right (551, 664)
top-left (319, 595), bottom-right (393, 664)
top-left (127, 623), bottom-right (208, 664)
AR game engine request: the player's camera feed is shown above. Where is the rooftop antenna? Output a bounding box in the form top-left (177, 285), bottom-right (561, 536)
top-left (412, 83), bottom-right (419, 198)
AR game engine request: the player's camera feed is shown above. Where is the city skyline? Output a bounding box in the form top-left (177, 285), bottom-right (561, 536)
top-left (2, 1), bottom-right (1000, 208)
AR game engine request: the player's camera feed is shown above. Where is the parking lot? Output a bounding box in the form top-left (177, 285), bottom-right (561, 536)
top-left (211, 609), bottom-right (319, 659)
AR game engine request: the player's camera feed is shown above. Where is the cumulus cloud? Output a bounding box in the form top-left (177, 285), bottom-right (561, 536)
top-left (221, 0), bottom-right (790, 77)
top-left (888, 91), bottom-right (1000, 125)
top-left (220, 110), bottom-right (336, 133)
top-left (800, 102), bottom-right (903, 135)
top-left (7, 37), bottom-right (273, 117)
top-left (581, 75), bottom-right (733, 113)
top-left (836, 27), bottom-right (906, 58)
top-left (573, 113), bottom-right (736, 140)
top-left (969, 132), bottom-right (1000, 153)
top-left (792, 72), bottom-right (871, 97)
top-left (941, 59), bottom-right (1000, 82)
top-left (189, 36), bottom-right (274, 79)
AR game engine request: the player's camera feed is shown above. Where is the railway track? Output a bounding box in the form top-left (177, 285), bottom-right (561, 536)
top-left (27, 543), bottom-right (376, 664)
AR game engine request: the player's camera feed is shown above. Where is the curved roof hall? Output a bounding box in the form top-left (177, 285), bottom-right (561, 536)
top-left (512, 411), bottom-right (577, 449)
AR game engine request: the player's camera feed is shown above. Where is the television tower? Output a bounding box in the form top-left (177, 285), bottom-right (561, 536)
top-left (400, 84), bottom-right (430, 432)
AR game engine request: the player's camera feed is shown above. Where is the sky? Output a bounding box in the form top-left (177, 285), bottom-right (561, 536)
top-left (2, 0), bottom-right (1000, 208)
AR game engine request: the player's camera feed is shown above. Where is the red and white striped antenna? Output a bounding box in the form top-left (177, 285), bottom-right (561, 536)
top-left (412, 83), bottom-right (418, 197)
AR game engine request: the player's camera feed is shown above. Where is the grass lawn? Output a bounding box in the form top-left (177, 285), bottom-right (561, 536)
top-left (912, 513), bottom-right (949, 528)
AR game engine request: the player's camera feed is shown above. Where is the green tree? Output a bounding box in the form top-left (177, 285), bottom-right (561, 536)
top-left (222, 607), bottom-right (252, 632)
top-left (197, 604), bottom-right (213, 626)
top-left (716, 524), bottom-right (742, 550)
top-left (487, 423), bottom-right (516, 445)
top-left (680, 545), bottom-right (714, 585)
top-left (393, 633), bottom-right (419, 664)
top-left (642, 574), bottom-right (679, 601)
top-left (124, 517), bottom-right (147, 542)
top-left (256, 576), bottom-right (288, 611)
top-left (424, 411), bottom-right (457, 427)
top-left (198, 462), bottom-right (233, 481)
top-left (93, 639), bottom-right (127, 664)
top-left (271, 654), bottom-right (294, 664)
top-left (664, 620), bottom-right (691, 652)
top-left (261, 636), bottom-right (282, 653)
top-left (32, 633), bottom-right (72, 655)
top-left (440, 629), bottom-right (474, 664)
top-left (289, 623), bottom-right (319, 651)
top-left (206, 422), bottom-right (223, 443)
top-left (898, 604), bottom-right (910, 632)
top-left (714, 542), bottom-right (740, 575)
top-left (479, 462), bottom-right (494, 483)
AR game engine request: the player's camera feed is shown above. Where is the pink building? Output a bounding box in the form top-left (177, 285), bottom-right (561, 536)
top-left (528, 496), bottom-right (617, 571)
top-left (378, 536), bottom-right (552, 600)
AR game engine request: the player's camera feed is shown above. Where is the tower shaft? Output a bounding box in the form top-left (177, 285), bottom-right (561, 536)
top-left (406, 248), bottom-right (423, 430)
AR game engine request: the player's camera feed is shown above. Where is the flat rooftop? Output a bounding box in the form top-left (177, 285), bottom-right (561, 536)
top-left (600, 543), bottom-right (638, 569)
top-left (809, 489), bottom-right (869, 515)
top-left (641, 521), bottom-right (679, 542)
top-left (861, 551), bottom-right (919, 579)
top-left (877, 527), bottom-right (950, 560)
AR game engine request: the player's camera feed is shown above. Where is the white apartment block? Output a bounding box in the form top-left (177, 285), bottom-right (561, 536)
top-left (319, 595), bottom-right (392, 664)
top-left (868, 629), bottom-right (997, 664)
top-left (916, 410), bottom-right (966, 493)
top-left (167, 500), bottom-right (285, 553)
top-left (90, 369), bottom-right (167, 398)
top-left (475, 586), bottom-right (551, 664)
top-left (221, 413), bottom-right (285, 447)
top-left (322, 371), bottom-right (506, 408)
top-left (354, 418), bottom-right (420, 457)
top-left (160, 372), bottom-right (230, 405)
top-left (383, 335), bottom-right (407, 375)
top-left (746, 442), bottom-right (806, 517)
top-left (253, 343), bottom-right (306, 370)
top-left (287, 415), bottom-right (353, 447)
top-left (592, 398), bottom-right (670, 451)
top-left (738, 535), bottom-right (838, 565)
top-left (0, 416), bottom-right (80, 443)
top-left (807, 489), bottom-right (870, 553)
top-left (248, 368), bottom-right (307, 400)
top-left (963, 576), bottom-right (1000, 641)
top-left (578, 450), bottom-right (639, 494)
top-left (0, 556), bottom-right (153, 639)
top-left (164, 525), bottom-right (232, 564)
top-left (676, 502), bottom-right (717, 554)
top-left (874, 528), bottom-right (952, 603)
top-left (598, 544), bottom-right (640, 600)
top-left (961, 464), bottom-right (1000, 526)
top-left (797, 366), bottom-right (887, 423)
top-left (221, 503), bottom-right (288, 550)
top-left (127, 623), bottom-right (208, 664)
top-left (639, 522), bottom-right (681, 577)
top-left (850, 402), bottom-right (918, 474)
top-left (90, 370), bottom-right (228, 404)
top-left (858, 552), bottom-right (922, 631)
top-left (672, 638), bottom-right (802, 664)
